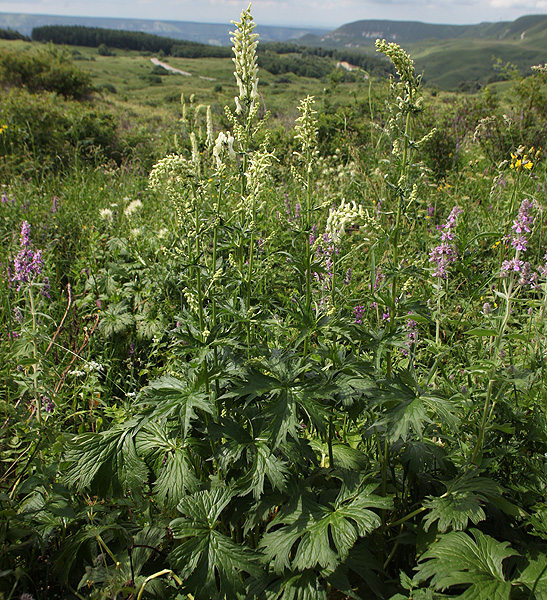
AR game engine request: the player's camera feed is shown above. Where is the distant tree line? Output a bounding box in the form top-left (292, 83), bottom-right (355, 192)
top-left (0, 27), bottom-right (30, 41)
top-left (31, 25), bottom-right (231, 58)
top-left (28, 25), bottom-right (393, 80)
top-left (258, 42), bottom-right (394, 78)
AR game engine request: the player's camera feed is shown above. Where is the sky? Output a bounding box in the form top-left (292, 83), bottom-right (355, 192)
top-left (1, 0), bottom-right (547, 29)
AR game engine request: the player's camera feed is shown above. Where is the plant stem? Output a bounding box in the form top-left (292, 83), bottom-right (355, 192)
top-left (28, 285), bottom-right (41, 425)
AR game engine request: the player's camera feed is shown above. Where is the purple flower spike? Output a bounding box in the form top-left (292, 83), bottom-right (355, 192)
top-left (429, 206), bottom-right (462, 279)
top-left (10, 222), bottom-right (46, 291)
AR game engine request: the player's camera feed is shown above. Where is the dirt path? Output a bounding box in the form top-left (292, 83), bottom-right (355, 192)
top-left (150, 57), bottom-right (216, 81)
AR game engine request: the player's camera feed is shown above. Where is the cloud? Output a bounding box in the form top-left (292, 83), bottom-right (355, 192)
top-left (488, 0), bottom-right (547, 7)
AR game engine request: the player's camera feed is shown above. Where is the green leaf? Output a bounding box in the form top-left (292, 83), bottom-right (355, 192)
top-left (464, 327), bottom-right (498, 337)
top-left (309, 439), bottom-right (367, 470)
top-left (513, 551), bottom-right (547, 599)
top-left (383, 397), bottom-right (431, 442)
top-left (63, 420), bottom-right (147, 496)
top-left (152, 447), bottom-right (199, 509)
top-left (423, 470), bottom-right (503, 532)
top-left (139, 375), bottom-right (214, 441)
top-left (247, 569), bottom-right (328, 600)
top-left (415, 529), bottom-right (518, 599)
top-left (169, 488), bottom-right (263, 600)
top-left (260, 484), bottom-right (390, 572)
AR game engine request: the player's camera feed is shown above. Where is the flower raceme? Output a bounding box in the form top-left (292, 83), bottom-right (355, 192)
top-left (212, 131), bottom-right (236, 168)
top-left (10, 221), bottom-right (44, 290)
top-left (230, 5), bottom-right (259, 116)
top-left (429, 206), bottom-right (462, 279)
top-left (500, 198), bottom-right (534, 283)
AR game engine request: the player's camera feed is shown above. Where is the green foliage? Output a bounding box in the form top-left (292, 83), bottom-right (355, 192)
top-left (0, 27), bottom-right (30, 41)
top-left (0, 44), bottom-right (93, 98)
top-left (32, 24), bottom-right (232, 58)
top-left (0, 88), bottom-right (119, 175)
top-left (170, 488), bottom-right (263, 599)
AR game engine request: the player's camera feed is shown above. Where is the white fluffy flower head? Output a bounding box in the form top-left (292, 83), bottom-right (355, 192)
top-left (230, 4), bottom-right (259, 116)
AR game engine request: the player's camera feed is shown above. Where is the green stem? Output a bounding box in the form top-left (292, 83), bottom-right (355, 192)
top-left (386, 107), bottom-right (412, 378)
top-left (194, 197), bottom-right (210, 394)
top-left (471, 266), bottom-right (516, 464)
top-left (328, 415), bottom-right (334, 468)
top-left (212, 181), bottom-right (222, 397)
top-left (303, 161), bottom-right (313, 358)
top-left (28, 285), bottom-right (41, 425)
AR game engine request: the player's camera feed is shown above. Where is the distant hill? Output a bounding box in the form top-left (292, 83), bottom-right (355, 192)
top-left (297, 15), bottom-right (547, 89)
top-left (2, 11), bottom-right (547, 90)
top-left (0, 12), bottom-right (329, 46)
top-left (297, 15), bottom-right (547, 48)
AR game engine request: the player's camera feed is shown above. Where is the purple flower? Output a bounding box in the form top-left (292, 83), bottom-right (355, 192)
top-left (13, 307), bottom-right (24, 324)
top-left (510, 199), bottom-right (533, 253)
top-left (10, 222), bottom-right (45, 290)
top-left (42, 395), bottom-right (55, 413)
top-left (353, 305), bottom-right (365, 324)
top-left (500, 257), bottom-right (525, 276)
top-left (403, 312), bottom-right (418, 355)
top-left (429, 206), bottom-right (462, 279)
top-left (518, 261), bottom-right (532, 286)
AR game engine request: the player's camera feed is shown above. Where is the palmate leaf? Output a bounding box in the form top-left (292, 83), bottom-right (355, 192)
top-left (309, 439), bottom-right (367, 470)
top-left (373, 371), bottom-right (460, 442)
top-left (225, 351), bottom-right (330, 447)
top-left (246, 568), bottom-right (328, 600)
top-left (152, 447), bottom-right (199, 509)
top-left (423, 470), bottom-right (503, 533)
top-left (212, 417), bottom-right (289, 499)
top-left (169, 488), bottom-right (263, 600)
top-left (260, 483), bottom-right (391, 572)
top-left (139, 374), bottom-right (215, 440)
top-left (513, 551), bottom-right (547, 599)
top-left (415, 529), bottom-right (518, 600)
top-left (63, 420), bottom-right (147, 496)
top-left (240, 442), bottom-right (289, 499)
top-left (135, 422), bottom-right (199, 506)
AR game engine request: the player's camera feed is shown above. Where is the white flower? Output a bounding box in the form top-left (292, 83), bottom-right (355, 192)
top-left (230, 5), bottom-right (260, 116)
top-left (326, 199), bottom-right (365, 244)
top-left (99, 208), bottom-right (113, 220)
top-left (213, 131), bottom-right (236, 168)
top-left (124, 199), bottom-right (143, 217)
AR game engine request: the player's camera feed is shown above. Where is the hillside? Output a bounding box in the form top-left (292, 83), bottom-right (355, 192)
top-left (298, 15), bottom-right (547, 89)
top-left (298, 15), bottom-right (547, 48)
top-left (2, 11), bottom-right (546, 90)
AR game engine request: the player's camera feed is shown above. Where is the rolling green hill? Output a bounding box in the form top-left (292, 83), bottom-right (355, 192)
top-left (298, 15), bottom-right (547, 89)
top-left (299, 15), bottom-right (547, 48)
top-left (1, 10), bottom-right (546, 90)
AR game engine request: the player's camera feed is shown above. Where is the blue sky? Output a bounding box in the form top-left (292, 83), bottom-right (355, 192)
top-left (0, 0), bottom-right (546, 28)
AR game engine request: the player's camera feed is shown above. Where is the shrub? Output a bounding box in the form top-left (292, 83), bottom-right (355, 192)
top-left (0, 89), bottom-right (118, 175)
top-left (0, 44), bottom-right (93, 99)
